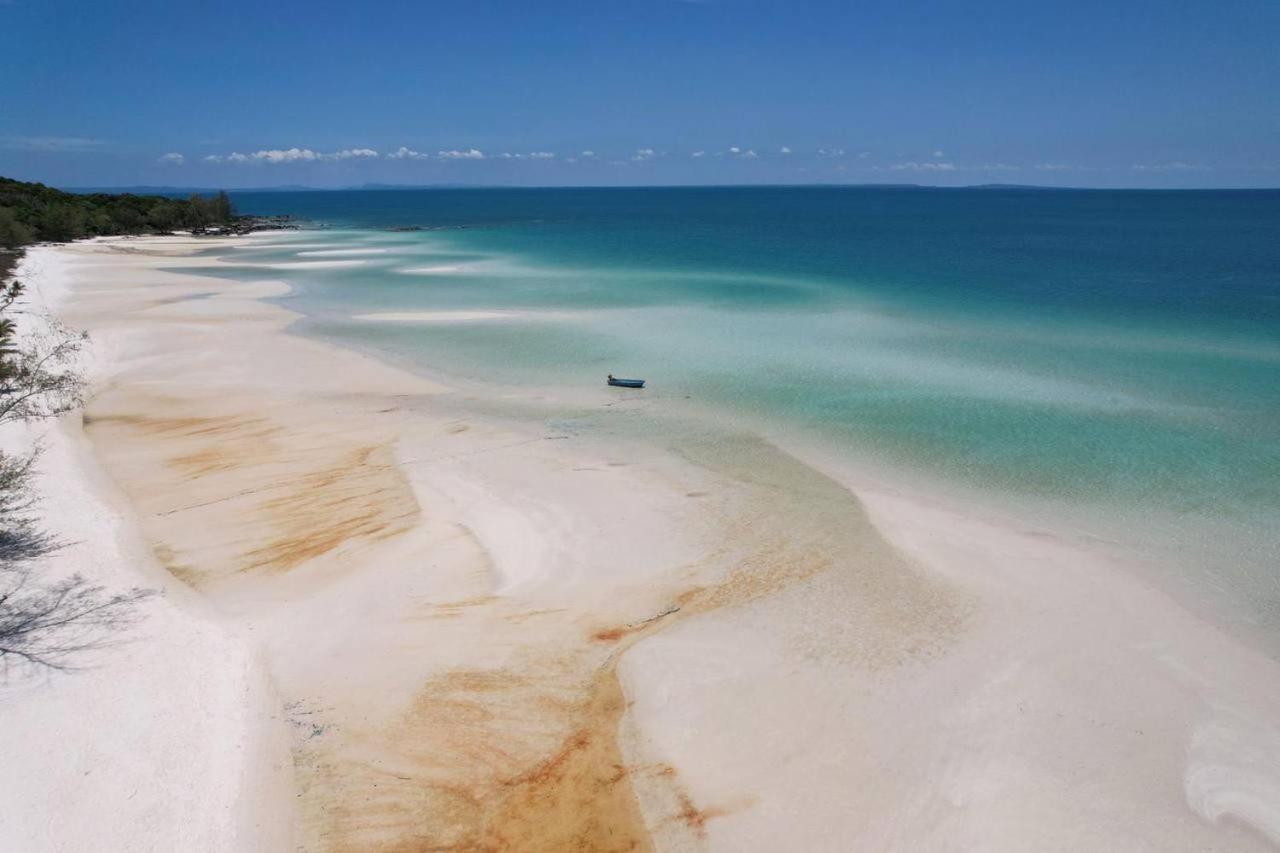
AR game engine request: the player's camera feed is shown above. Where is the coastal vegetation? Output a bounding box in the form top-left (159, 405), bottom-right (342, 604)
top-left (0, 176), bottom-right (237, 281)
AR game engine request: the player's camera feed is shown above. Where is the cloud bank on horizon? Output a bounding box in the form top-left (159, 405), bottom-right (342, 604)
top-left (4, 134), bottom-right (1271, 188)
top-left (202, 147), bottom-right (379, 164)
top-left (137, 143), bottom-right (1247, 185)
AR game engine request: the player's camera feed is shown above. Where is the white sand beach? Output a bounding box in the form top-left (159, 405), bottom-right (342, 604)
top-left (2, 235), bottom-right (1279, 851)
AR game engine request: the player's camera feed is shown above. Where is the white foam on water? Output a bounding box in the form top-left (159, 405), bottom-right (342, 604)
top-left (230, 242), bottom-right (336, 251)
top-left (295, 248), bottom-right (389, 257)
top-left (396, 265), bottom-right (469, 275)
top-left (352, 310), bottom-right (574, 324)
top-left (247, 260), bottom-right (368, 270)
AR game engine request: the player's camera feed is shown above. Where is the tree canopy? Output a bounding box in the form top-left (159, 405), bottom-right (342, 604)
top-left (0, 176), bottom-right (236, 250)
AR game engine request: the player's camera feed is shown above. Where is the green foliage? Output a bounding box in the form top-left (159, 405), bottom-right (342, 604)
top-left (0, 208), bottom-right (35, 249)
top-left (0, 176), bottom-right (237, 248)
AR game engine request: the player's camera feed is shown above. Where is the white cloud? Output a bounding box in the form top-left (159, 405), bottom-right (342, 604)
top-left (157, 152), bottom-right (184, 165)
top-left (206, 146), bottom-right (381, 164)
top-left (818, 147), bottom-right (846, 157)
top-left (858, 151), bottom-right (870, 159)
top-left (1034, 163), bottom-right (1073, 171)
top-left (528, 151), bottom-right (555, 159)
top-left (933, 150), bottom-right (945, 158)
top-left (329, 148), bottom-right (378, 160)
top-left (975, 163), bottom-right (1020, 171)
top-left (728, 146), bottom-right (741, 154)
top-left (437, 148), bottom-right (486, 160)
top-left (565, 157), bottom-right (578, 164)
top-left (742, 149), bottom-right (758, 159)
top-left (632, 148), bottom-right (657, 161)
top-left (691, 150), bottom-right (705, 158)
top-left (581, 150), bottom-right (596, 158)
top-left (890, 161), bottom-right (957, 172)
top-left (251, 147), bottom-right (322, 163)
top-left (387, 146), bottom-right (429, 160)
top-left (780, 146), bottom-right (792, 155)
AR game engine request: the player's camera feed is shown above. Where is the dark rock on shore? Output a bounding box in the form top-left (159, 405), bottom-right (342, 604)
top-left (195, 215), bottom-right (299, 236)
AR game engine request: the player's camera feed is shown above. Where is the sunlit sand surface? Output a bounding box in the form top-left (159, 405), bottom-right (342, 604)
top-left (6, 235), bottom-right (1279, 852)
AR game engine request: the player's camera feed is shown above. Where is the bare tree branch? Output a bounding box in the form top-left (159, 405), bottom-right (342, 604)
top-left (0, 565), bottom-right (154, 673)
top-left (0, 314), bottom-right (87, 426)
top-left (0, 275), bottom-right (154, 679)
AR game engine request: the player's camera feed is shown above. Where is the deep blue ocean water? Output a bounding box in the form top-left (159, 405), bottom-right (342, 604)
top-left (219, 186), bottom-right (1280, 632)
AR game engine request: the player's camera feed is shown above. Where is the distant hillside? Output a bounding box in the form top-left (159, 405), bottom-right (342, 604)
top-left (63, 183), bottom-right (482, 193)
top-left (62, 184), bottom-right (317, 195)
top-left (0, 176), bottom-right (236, 278)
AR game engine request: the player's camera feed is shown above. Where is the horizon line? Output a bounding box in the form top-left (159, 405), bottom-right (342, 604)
top-left (51, 181), bottom-right (1280, 194)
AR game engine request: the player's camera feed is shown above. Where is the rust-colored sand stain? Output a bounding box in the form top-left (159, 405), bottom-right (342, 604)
top-left (90, 411), bottom-right (254, 438)
top-left (297, 662), bottom-right (653, 853)
top-left (167, 419), bottom-right (284, 477)
top-left (242, 444), bottom-right (417, 572)
top-left (85, 376), bottom-right (969, 852)
top-left (84, 399), bottom-right (421, 583)
top-left (483, 667), bottom-right (651, 853)
top-left (502, 607), bottom-right (569, 624)
top-left (151, 542), bottom-right (201, 587)
top-left (670, 433), bottom-right (973, 668)
top-left (591, 604), bottom-right (684, 644)
top-left (671, 794), bottom-right (731, 838)
top-left (418, 596), bottom-right (501, 620)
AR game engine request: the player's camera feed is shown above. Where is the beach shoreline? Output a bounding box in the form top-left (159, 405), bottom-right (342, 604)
top-left (3, 234), bottom-right (1279, 850)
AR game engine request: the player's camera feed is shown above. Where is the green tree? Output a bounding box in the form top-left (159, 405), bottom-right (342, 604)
top-left (34, 203), bottom-right (86, 242)
top-left (187, 193), bottom-right (210, 229)
top-left (211, 190), bottom-right (235, 223)
top-left (146, 201), bottom-right (181, 232)
top-left (0, 176), bottom-right (242, 247)
top-left (0, 208), bottom-right (34, 249)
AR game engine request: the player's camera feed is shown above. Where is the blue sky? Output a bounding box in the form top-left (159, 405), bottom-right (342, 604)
top-left (3, 0), bottom-right (1278, 188)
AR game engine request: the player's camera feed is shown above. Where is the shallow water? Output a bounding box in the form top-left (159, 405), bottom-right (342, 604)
top-left (222, 187), bottom-right (1280, 641)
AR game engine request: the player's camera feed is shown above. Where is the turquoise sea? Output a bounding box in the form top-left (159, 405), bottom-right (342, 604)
top-left (212, 187), bottom-right (1280, 639)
